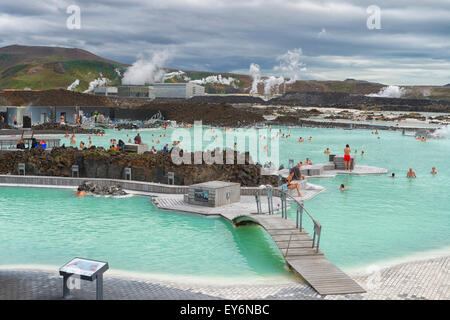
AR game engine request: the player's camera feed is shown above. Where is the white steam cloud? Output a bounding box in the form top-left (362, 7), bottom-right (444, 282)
top-left (190, 75), bottom-right (236, 86)
top-left (249, 48), bottom-right (306, 96)
top-left (163, 70), bottom-right (186, 81)
top-left (122, 51), bottom-right (170, 85)
top-left (274, 48), bottom-right (306, 84)
top-left (67, 79), bottom-right (80, 91)
top-left (249, 63), bottom-right (261, 95)
top-left (83, 74), bottom-right (109, 93)
top-left (367, 85), bottom-right (406, 98)
top-left (264, 76), bottom-right (284, 95)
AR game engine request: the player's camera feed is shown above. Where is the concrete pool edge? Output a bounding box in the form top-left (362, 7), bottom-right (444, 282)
top-left (1, 255), bottom-right (448, 300)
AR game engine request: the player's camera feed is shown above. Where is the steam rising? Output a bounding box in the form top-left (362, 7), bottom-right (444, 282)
top-left (83, 74), bottom-right (109, 93)
top-left (367, 85), bottom-right (406, 98)
top-left (163, 70), bottom-right (186, 81)
top-left (264, 76), bottom-right (284, 95)
top-left (67, 79), bottom-right (80, 91)
top-left (275, 48), bottom-right (306, 84)
top-left (249, 48), bottom-right (306, 96)
top-left (190, 75), bottom-right (236, 86)
top-left (249, 63), bottom-right (261, 94)
top-left (122, 51), bottom-right (170, 85)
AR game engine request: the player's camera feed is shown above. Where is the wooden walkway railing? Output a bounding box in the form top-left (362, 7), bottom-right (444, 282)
top-left (253, 186), bottom-right (365, 295)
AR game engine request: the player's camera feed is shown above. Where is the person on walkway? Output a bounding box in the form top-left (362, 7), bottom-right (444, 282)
top-left (344, 144), bottom-right (352, 171)
top-left (407, 168), bottom-right (416, 178)
top-left (94, 110), bottom-right (98, 123)
top-left (287, 170), bottom-right (303, 197)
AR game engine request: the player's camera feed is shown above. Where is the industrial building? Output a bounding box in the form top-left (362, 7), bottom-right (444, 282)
top-left (152, 83), bottom-right (205, 99)
top-left (110, 83), bottom-right (205, 100)
top-left (93, 87), bottom-right (118, 96)
top-left (1, 106), bottom-right (112, 127)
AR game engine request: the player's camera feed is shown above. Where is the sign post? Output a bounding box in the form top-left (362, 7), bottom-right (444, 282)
top-left (59, 257), bottom-right (109, 300)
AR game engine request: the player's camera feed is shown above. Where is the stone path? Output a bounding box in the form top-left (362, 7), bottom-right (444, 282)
top-left (1, 256), bottom-right (448, 300)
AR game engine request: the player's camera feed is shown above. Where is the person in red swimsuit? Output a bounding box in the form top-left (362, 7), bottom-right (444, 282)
top-left (344, 144), bottom-right (352, 171)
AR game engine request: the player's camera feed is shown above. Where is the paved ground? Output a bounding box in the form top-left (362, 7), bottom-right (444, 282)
top-left (1, 256), bottom-right (448, 300)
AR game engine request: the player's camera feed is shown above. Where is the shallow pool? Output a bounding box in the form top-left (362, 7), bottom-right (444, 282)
top-left (1, 125), bottom-right (449, 279)
top-left (0, 187), bottom-right (291, 282)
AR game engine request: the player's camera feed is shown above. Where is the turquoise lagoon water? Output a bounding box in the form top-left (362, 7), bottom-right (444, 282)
top-left (1, 125), bottom-right (449, 279)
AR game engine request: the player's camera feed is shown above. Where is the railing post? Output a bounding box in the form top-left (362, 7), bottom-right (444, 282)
top-left (281, 192), bottom-right (286, 218)
top-left (316, 229), bottom-right (321, 253)
top-left (312, 230), bottom-right (316, 249)
top-left (266, 186), bottom-right (273, 214)
top-left (299, 203), bottom-right (303, 232)
top-left (255, 193), bottom-right (262, 214)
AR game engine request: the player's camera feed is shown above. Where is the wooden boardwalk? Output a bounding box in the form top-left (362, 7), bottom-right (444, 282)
top-left (228, 214), bottom-right (366, 295)
top-left (153, 196), bottom-right (366, 296)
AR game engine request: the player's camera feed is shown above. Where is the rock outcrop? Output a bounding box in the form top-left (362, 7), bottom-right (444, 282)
top-left (0, 147), bottom-right (278, 187)
top-left (78, 181), bottom-right (128, 196)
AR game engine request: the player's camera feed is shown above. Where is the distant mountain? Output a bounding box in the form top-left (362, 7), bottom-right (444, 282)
top-left (1, 45), bottom-right (450, 100)
top-left (0, 45), bottom-right (126, 91)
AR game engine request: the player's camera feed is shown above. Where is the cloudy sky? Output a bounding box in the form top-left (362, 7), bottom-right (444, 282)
top-left (0, 0), bottom-right (449, 85)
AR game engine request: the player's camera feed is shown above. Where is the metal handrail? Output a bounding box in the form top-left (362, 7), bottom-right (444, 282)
top-left (256, 186), bottom-right (322, 253)
top-left (278, 189), bottom-right (322, 253)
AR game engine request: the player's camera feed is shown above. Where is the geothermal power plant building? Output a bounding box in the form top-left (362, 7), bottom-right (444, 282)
top-left (111, 83), bottom-right (205, 99)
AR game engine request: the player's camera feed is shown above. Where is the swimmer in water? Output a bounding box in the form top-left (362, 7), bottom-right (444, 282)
top-left (75, 187), bottom-right (86, 197)
top-left (339, 184), bottom-right (348, 191)
top-left (390, 173), bottom-right (395, 178)
top-left (407, 168), bottom-right (416, 178)
top-left (430, 167), bottom-right (437, 174)
top-left (298, 137), bottom-right (304, 143)
top-left (324, 148), bottom-right (330, 154)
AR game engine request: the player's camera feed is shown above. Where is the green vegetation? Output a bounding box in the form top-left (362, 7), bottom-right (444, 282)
top-left (0, 60), bottom-right (125, 91)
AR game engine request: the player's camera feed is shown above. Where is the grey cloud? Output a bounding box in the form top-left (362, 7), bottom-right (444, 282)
top-left (0, 0), bottom-right (448, 84)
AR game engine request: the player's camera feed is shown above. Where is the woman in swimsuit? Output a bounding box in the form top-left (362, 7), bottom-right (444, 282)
top-left (286, 171), bottom-right (302, 197)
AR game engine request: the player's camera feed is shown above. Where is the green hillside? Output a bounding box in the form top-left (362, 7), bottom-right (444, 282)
top-left (0, 45), bottom-right (126, 91)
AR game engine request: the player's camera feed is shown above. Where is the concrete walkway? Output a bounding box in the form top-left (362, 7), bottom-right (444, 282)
top-left (1, 256), bottom-right (448, 300)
